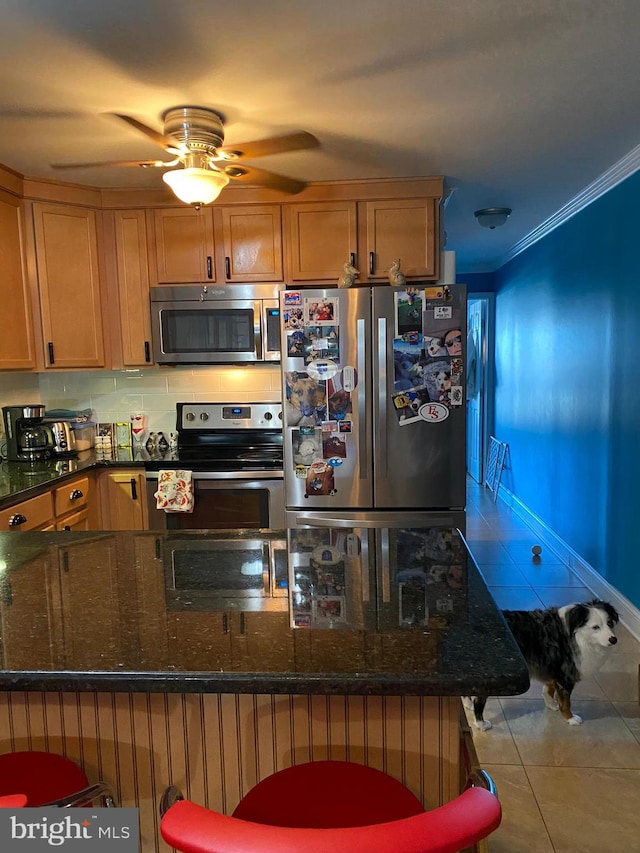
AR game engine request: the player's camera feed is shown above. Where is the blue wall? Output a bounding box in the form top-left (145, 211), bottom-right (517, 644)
top-left (494, 170), bottom-right (640, 608)
top-left (458, 272), bottom-right (495, 293)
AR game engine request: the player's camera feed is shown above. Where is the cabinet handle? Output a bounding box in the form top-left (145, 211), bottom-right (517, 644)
top-left (69, 489), bottom-right (83, 501)
top-left (225, 256), bottom-right (231, 279)
top-left (144, 341), bottom-right (151, 363)
top-left (63, 525), bottom-right (71, 531)
top-left (48, 342), bottom-right (55, 365)
top-left (369, 252), bottom-right (375, 276)
top-left (222, 613), bottom-right (229, 634)
top-left (130, 478), bottom-right (138, 501)
top-left (350, 252), bottom-right (356, 268)
top-left (206, 256), bottom-right (213, 279)
top-left (8, 513), bottom-right (27, 527)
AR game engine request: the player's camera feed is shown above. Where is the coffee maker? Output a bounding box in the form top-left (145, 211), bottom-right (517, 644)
top-left (2, 405), bottom-right (54, 462)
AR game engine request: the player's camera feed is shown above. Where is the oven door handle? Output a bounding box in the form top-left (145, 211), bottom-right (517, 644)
top-left (145, 470), bottom-right (284, 481)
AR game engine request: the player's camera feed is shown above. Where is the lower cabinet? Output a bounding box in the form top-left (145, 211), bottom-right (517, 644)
top-left (98, 469), bottom-right (148, 530)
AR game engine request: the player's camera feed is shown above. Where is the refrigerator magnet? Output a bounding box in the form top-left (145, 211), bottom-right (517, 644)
top-left (394, 290), bottom-right (423, 337)
top-left (307, 358), bottom-right (339, 381)
top-left (418, 402), bottom-right (450, 423)
top-left (292, 430), bottom-right (322, 466)
top-left (305, 297), bottom-right (338, 325)
top-left (283, 291), bottom-right (302, 305)
top-left (284, 371), bottom-right (327, 427)
top-left (341, 365), bottom-right (358, 391)
top-left (338, 420), bottom-right (352, 433)
top-left (322, 433), bottom-right (347, 459)
top-left (295, 464), bottom-right (308, 479)
top-left (450, 386), bottom-right (463, 406)
top-left (286, 330), bottom-right (305, 356)
top-left (303, 326), bottom-right (339, 363)
top-left (283, 307), bottom-right (304, 329)
top-left (305, 464), bottom-right (336, 496)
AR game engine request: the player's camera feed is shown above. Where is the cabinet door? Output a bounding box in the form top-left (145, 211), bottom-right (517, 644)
top-left (56, 508), bottom-right (89, 531)
top-left (114, 210), bottom-right (153, 366)
top-left (0, 548), bottom-right (63, 668)
top-left (363, 198), bottom-right (439, 280)
top-left (0, 192), bottom-right (35, 370)
top-left (152, 208), bottom-right (215, 283)
top-left (219, 205), bottom-right (283, 282)
top-left (32, 203), bottom-right (105, 367)
top-left (100, 470), bottom-right (148, 530)
top-left (287, 201), bottom-right (357, 281)
top-left (57, 537), bottom-right (121, 668)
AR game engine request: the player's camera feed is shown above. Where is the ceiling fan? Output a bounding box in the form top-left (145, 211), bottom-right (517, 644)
top-left (51, 106), bottom-right (319, 206)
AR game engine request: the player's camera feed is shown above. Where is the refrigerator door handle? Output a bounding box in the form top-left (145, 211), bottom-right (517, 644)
top-left (357, 317), bottom-right (368, 478)
top-left (380, 528), bottom-right (390, 603)
top-left (377, 316), bottom-right (388, 477)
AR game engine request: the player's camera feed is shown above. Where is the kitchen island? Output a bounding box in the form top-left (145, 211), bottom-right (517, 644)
top-left (0, 525), bottom-right (527, 852)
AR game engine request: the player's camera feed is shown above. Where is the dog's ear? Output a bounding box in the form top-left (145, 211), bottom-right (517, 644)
top-left (593, 600), bottom-right (620, 624)
top-left (565, 603), bottom-right (590, 635)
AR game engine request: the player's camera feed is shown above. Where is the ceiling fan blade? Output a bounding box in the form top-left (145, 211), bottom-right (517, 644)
top-left (110, 113), bottom-right (184, 155)
top-left (50, 159), bottom-right (178, 170)
top-left (223, 164), bottom-right (307, 194)
top-left (216, 131), bottom-right (318, 161)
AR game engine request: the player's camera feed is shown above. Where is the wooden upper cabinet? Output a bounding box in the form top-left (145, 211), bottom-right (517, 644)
top-left (32, 203), bottom-right (105, 368)
top-left (113, 210), bottom-right (153, 366)
top-left (0, 192), bottom-right (36, 370)
top-left (361, 198), bottom-right (439, 281)
top-left (217, 204), bottom-right (283, 282)
top-left (286, 201), bottom-right (358, 281)
top-left (151, 207), bottom-right (216, 283)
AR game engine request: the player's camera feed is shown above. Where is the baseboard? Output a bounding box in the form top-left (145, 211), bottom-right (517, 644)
top-left (497, 485), bottom-right (640, 642)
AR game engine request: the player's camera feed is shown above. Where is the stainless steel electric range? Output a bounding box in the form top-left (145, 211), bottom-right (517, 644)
top-left (145, 402), bottom-right (284, 530)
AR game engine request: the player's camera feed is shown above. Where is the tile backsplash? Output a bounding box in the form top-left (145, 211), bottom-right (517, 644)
top-left (1, 366), bottom-right (282, 444)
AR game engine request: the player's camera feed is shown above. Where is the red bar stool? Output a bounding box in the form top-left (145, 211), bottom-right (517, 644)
top-left (0, 751), bottom-right (116, 807)
top-left (0, 794), bottom-right (27, 807)
top-left (160, 760), bottom-right (501, 853)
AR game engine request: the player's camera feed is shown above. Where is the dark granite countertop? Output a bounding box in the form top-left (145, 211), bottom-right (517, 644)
top-left (0, 525), bottom-right (529, 697)
top-left (0, 449), bottom-right (147, 508)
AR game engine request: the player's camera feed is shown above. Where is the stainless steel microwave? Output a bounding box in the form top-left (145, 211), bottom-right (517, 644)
top-left (150, 284), bottom-right (282, 365)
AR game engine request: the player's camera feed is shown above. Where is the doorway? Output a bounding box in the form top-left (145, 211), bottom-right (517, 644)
top-left (466, 293), bottom-right (494, 485)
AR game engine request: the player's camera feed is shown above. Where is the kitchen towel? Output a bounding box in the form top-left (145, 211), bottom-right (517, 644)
top-left (155, 469), bottom-right (194, 513)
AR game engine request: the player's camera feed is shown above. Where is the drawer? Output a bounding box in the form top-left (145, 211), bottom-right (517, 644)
top-left (53, 476), bottom-right (90, 517)
top-left (0, 492), bottom-right (54, 531)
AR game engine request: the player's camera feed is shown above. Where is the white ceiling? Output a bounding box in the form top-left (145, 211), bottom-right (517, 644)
top-left (1, 0), bottom-right (639, 272)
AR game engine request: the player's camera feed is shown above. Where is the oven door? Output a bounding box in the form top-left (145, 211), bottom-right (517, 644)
top-left (164, 536), bottom-right (289, 611)
top-left (146, 472), bottom-right (285, 531)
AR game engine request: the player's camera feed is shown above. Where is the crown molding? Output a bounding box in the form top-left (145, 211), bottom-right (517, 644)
top-left (501, 143), bottom-right (640, 267)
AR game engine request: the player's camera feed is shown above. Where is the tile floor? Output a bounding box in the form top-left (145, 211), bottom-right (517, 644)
top-left (464, 478), bottom-right (640, 853)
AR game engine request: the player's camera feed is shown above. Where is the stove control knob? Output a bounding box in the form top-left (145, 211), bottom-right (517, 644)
top-left (200, 412), bottom-right (209, 421)
top-left (264, 412), bottom-right (273, 421)
top-left (278, 411), bottom-right (283, 420)
top-left (185, 411), bottom-right (195, 421)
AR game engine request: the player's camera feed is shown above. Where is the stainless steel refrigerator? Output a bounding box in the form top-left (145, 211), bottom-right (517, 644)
top-left (280, 285), bottom-right (466, 528)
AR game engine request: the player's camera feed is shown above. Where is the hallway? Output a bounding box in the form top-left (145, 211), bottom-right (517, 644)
top-left (465, 478), bottom-right (640, 852)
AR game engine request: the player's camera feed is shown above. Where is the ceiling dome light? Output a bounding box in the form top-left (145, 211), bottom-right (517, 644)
top-left (163, 167), bottom-right (230, 207)
top-left (474, 207), bottom-right (512, 229)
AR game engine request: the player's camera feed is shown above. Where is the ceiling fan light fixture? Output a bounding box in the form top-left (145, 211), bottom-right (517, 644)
top-left (474, 207), bottom-right (512, 229)
top-left (162, 166), bottom-right (230, 206)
